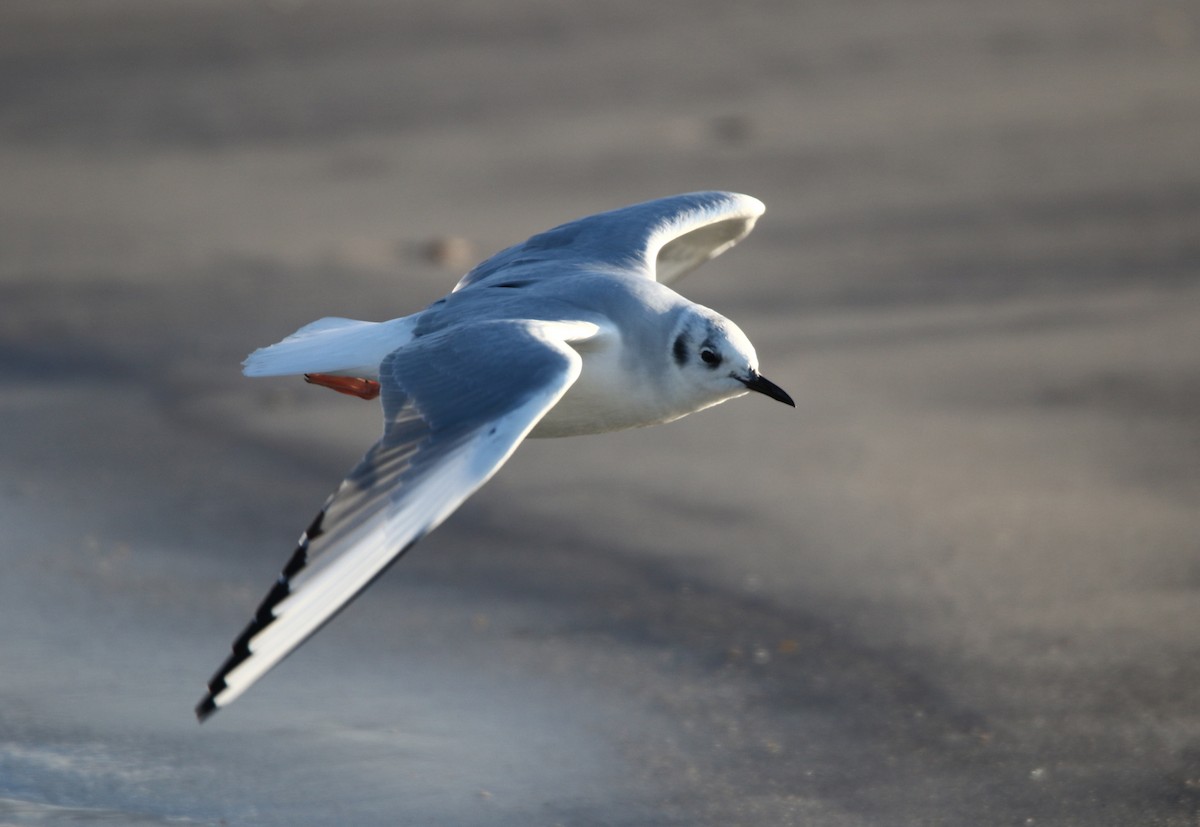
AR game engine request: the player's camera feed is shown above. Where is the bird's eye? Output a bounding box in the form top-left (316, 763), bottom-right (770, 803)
top-left (700, 348), bottom-right (721, 366)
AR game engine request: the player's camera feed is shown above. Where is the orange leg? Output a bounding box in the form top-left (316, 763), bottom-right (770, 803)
top-left (303, 373), bottom-right (381, 400)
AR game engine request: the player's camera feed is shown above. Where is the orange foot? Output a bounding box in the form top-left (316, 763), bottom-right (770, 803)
top-left (303, 373), bottom-right (381, 400)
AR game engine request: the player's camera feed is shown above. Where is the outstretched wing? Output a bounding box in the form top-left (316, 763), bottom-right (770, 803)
top-left (196, 319), bottom-right (601, 720)
top-left (453, 191), bottom-right (764, 292)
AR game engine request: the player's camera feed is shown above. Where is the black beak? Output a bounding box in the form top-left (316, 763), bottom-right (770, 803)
top-left (740, 372), bottom-right (795, 407)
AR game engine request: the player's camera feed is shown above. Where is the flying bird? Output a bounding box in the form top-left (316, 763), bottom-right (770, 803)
top-left (196, 192), bottom-right (793, 721)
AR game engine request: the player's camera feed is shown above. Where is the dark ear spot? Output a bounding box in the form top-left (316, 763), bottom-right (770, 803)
top-left (673, 334), bottom-right (688, 366)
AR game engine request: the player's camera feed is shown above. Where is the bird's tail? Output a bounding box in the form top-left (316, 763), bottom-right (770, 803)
top-left (242, 316), bottom-right (413, 378)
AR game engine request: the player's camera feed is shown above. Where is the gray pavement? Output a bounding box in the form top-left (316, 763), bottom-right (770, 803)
top-left (1, 1), bottom-right (1198, 824)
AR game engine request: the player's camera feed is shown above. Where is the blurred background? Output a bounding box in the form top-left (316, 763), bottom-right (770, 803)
top-left (1, 1), bottom-right (1198, 824)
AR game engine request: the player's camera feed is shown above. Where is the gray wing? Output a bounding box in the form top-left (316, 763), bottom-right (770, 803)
top-left (453, 191), bottom-right (764, 291)
top-left (197, 319), bottom-right (600, 719)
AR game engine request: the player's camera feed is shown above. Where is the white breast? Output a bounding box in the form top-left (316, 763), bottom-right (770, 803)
top-left (530, 334), bottom-right (684, 438)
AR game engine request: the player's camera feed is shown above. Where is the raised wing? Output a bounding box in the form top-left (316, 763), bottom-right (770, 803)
top-left (196, 319), bottom-right (601, 720)
top-left (453, 191), bottom-right (764, 292)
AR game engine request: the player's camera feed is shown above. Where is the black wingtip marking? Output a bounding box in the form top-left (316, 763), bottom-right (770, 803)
top-left (230, 620), bottom-right (259, 660)
top-left (201, 576), bottom-right (291, 691)
top-left (254, 579), bottom-right (290, 625)
top-left (195, 693), bottom-right (218, 723)
top-left (282, 545), bottom-right (308, 579)
top-left (193, 509), bottom-right (427, 722)
top-left (282, 508), bottom-right (324, 580)
top-left (304, 510), bottom-right (326, 542)
top-left (193, 531), bottom-right (306, 725)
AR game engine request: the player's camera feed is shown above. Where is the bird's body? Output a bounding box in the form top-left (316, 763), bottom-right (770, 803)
top-left (196, 192), bottom-right (792, 720)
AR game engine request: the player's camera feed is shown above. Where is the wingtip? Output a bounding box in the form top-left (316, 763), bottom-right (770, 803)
top-left (195, 693), bottom-right (219, 723)
top-left (726, 191), bottom-right (766, 218)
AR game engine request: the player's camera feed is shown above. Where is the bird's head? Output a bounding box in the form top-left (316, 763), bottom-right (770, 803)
top-left (667, 307), bottom-right (794, 412)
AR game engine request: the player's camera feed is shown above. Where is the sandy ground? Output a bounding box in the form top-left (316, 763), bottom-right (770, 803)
top-left (1, 1), bottom-right (1199, 824)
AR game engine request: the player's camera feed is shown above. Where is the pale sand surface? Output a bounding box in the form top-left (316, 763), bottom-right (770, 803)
top-left (1, 1), bottom-right (1199, 824)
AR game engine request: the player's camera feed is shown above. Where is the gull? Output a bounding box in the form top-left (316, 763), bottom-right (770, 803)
top-left (195, 191), bottom-right (793, 721)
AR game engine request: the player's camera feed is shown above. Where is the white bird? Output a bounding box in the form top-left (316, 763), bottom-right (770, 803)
top-left (196, 192), bottom-right (793, 721)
